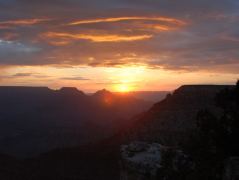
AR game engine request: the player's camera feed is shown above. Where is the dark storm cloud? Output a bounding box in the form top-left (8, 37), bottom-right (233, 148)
top-left (0, 0), bottom-right (239, 73)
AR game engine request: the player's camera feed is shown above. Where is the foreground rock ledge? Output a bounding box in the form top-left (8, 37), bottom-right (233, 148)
top-left (120, 141), bottom-right (194, 180)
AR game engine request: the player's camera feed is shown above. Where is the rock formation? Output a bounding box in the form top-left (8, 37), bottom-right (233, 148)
top-left (120, 141), bottom-right (194, 180)
top-left (124, 85), bottom-right (233, 146)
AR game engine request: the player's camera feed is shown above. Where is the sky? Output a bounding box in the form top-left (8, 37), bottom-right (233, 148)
top-left (0, 0), bottom-right (239, 92)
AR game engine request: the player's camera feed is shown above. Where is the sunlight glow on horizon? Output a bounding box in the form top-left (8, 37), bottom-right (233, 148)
top-left (114, 84), bottom-right (133, 92)
top-left (0, 64), bottom-right (237, 93)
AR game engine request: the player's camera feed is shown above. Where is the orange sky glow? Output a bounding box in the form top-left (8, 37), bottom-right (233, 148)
top-left (0, 1), bottom-right (238, 92)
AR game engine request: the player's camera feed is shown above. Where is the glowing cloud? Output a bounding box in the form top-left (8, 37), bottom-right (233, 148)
top-left (44, 32), bottom-right (153, 42)
top-left (68, 16), bottom-right (186, 26)
top-left (41, 16), bottom-right (186, 45)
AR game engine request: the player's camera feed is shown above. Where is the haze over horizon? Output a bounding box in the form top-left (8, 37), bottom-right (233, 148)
top-left (0, 0), bottom-right (239, 92)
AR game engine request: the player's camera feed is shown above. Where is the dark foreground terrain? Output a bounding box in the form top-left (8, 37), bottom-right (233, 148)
top-left (0, 87), bottom-right (153, 157)
top-left (0, 83), bottom-right (238, 180)
top-left (0, 140), bottom-right (121, 180)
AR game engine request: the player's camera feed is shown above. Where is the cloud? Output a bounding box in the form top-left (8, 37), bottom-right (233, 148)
top-left (60, 76), bottom-right (90, 81)
top-left (0, 18), bottom-right (50, 29)
top-left (0, 72), bottom-right (52, 79)
top-left (0, 0), bottom-right (238, 74)
top-left (0, 39), bottom-right (42, 65)
top-left (13, 72), bottom-right (32, 77)
top-left (43, 32), bottom-right (153, 42)
top-left (68, 16), bottom-right (186, 26)
top-left (40, 15), bottom-right (186, 45)
top-left (0, 40), bottom-right (40, 53)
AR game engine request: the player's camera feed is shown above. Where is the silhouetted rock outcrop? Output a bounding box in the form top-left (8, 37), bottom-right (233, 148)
top-left (125, 85), bottom-right (234, 146)
top-left (59, 87), bottom-right (86, 96)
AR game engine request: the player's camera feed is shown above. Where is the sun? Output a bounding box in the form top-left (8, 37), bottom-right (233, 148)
top-left (109, 65), bottom-right (147, 92)
top-left (115, 84), bottom-right (132, 93)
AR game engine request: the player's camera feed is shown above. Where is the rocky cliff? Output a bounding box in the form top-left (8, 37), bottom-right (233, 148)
top-left (124, 85), bottom-right (233, 146)
top-left (120, 84), bottom-right (238, 180)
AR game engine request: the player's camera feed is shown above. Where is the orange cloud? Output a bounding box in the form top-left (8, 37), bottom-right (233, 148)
top-left (44, 32), bottom-right (153, 42)
top-left (134, 23), bottom-right (173, 32)
top-left (68, 16), bottom-right (186, 26)
top-left (46, 40), bottom-right (72, 46)
top-left (0, 18), bottom-right (50, 28)
top-left (149, 25), bottom-right (171, 31)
